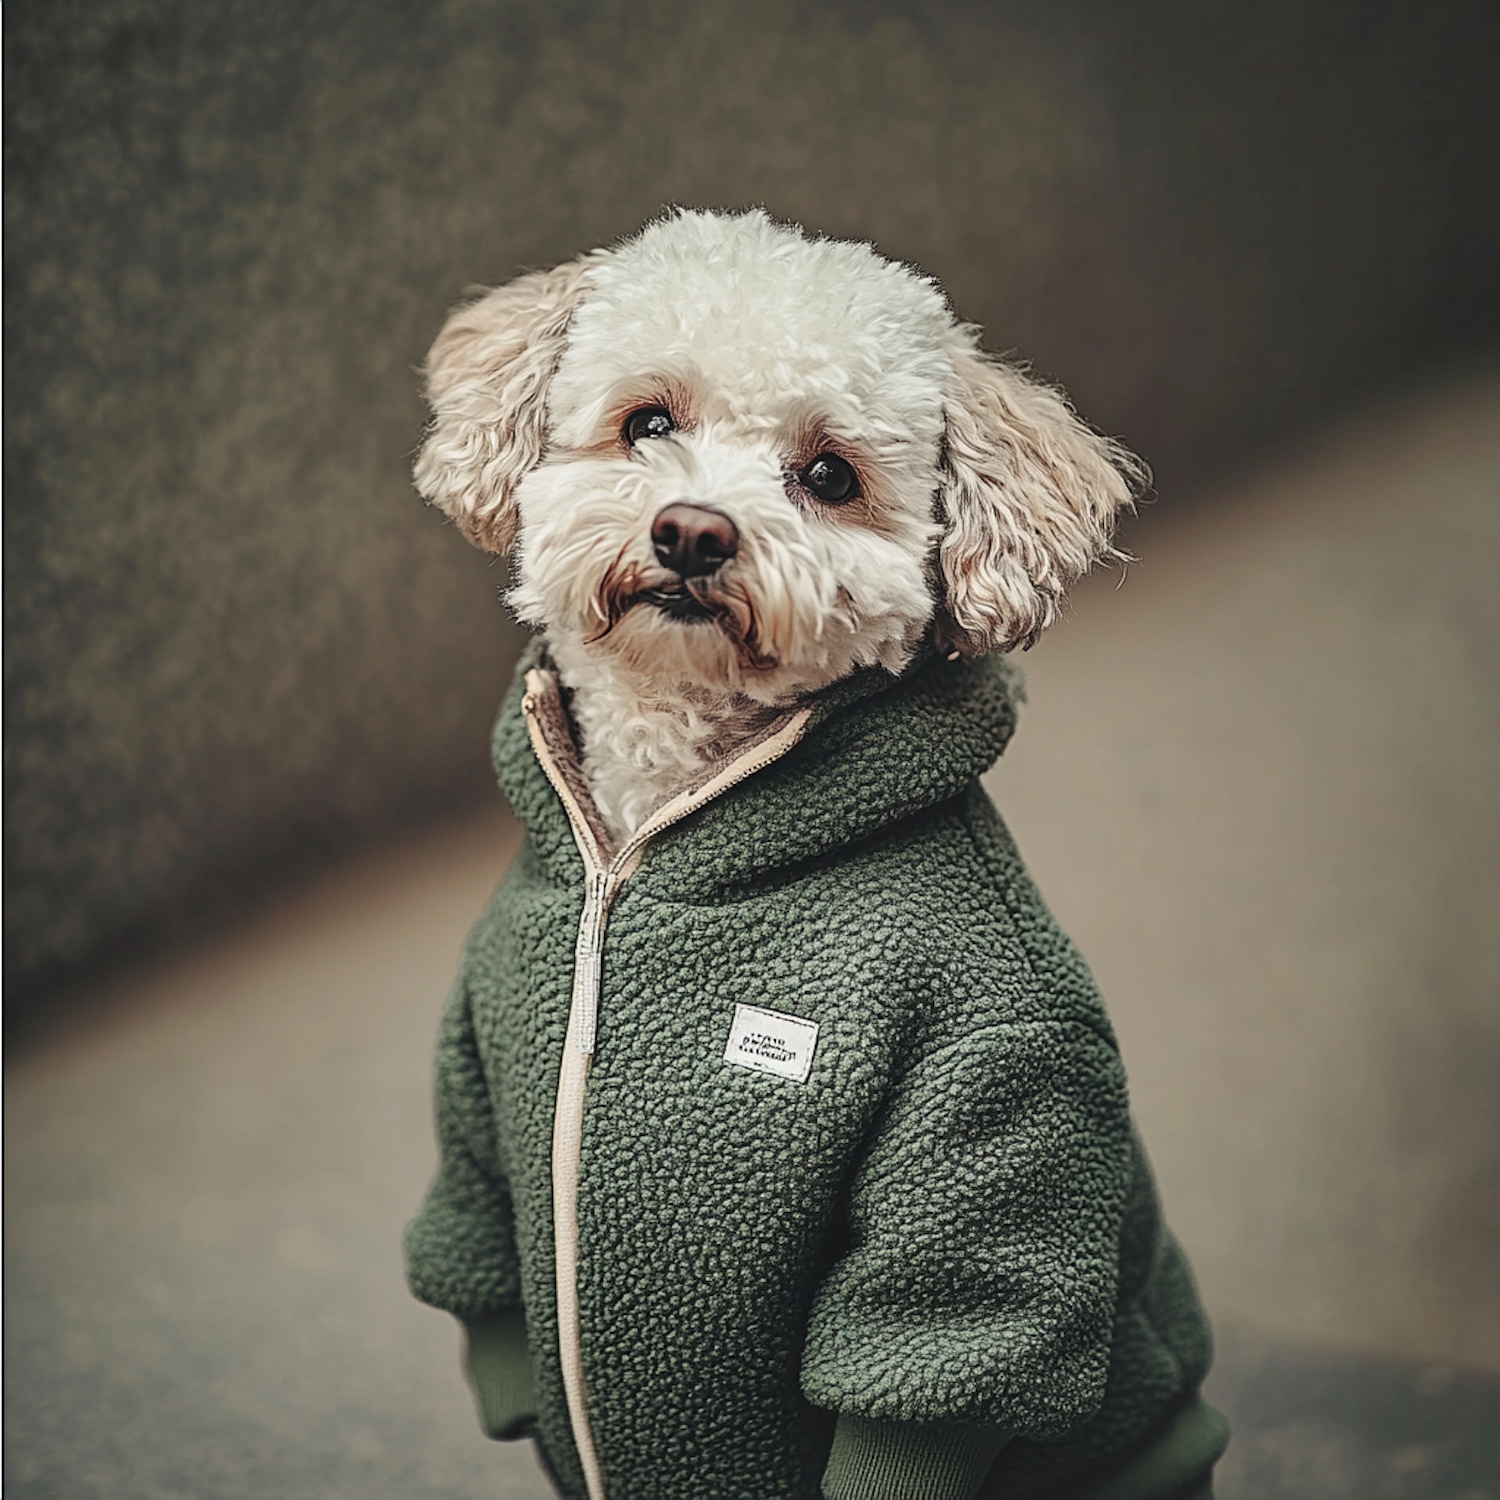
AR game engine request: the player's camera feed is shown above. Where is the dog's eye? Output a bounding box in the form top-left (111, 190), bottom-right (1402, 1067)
top-left (624, 407), bottom-right (676, 445)
top-left (799, 453), bottom-right (860, 504)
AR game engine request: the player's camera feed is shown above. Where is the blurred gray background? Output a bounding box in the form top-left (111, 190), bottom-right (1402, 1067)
top-left (6, 3), bottom-right (1499, 1498)
top-left (7, 0), bottom-right (1498, 996)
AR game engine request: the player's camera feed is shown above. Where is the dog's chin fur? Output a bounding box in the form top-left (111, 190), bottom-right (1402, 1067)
top-left (415, 209), bottom-right (1143, 843)
top-left (535, 589), bottom-right (930, 844)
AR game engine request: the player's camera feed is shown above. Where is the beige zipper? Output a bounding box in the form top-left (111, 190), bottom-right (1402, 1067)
top-left (522, 668), bottom-right (813, 1500)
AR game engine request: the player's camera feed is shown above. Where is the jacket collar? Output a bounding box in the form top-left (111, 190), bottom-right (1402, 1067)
top-left (521, 662), bottom-right (813, 876)
top-left (492, 639), bottom-right (1023, 895)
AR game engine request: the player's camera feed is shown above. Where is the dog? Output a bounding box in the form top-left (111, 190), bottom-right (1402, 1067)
top-left (413, 208), bottom-right (1139, 841)
top-left (404, 209), bottom-right (1225, 1500)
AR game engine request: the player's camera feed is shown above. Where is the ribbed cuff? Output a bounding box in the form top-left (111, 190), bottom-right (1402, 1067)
top-left (823, 1412), bottom-right (1011, 1500)
top-left (462, 1308), bottom-right (538, 1441)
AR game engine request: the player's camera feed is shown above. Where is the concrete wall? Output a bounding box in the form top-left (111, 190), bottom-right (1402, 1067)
top-left (7, 0), bottom-right (1498, 996)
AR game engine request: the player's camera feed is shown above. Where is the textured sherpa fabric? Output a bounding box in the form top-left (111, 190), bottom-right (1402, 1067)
top-left (405, 644), bottom-right (1220, 1500)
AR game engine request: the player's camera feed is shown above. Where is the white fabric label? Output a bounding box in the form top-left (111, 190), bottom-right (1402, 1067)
top-left (723, 1003), bottom-right (819, 1084)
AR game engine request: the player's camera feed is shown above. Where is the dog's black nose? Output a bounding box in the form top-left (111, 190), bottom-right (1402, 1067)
top-left (651, 504), bottom-right (739, 577)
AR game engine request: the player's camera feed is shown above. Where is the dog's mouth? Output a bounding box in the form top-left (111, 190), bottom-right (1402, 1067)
top-left (587, 554), bottom-right (777, 672)
top-left (640, 585), bottom-right (717, 623)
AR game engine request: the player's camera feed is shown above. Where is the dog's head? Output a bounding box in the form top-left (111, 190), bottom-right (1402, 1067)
top-left (414, 210), bottom-right (1142, 701)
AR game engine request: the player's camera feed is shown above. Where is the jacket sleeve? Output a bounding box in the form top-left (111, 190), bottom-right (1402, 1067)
top-left (404, 974), bottom-right (537, 1440)
top-left (801, 1014), bottom-right (1133, 1499)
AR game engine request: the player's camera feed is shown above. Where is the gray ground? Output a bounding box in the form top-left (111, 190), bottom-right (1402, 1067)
top-left (7, 371), bottom-right (1499, 1497)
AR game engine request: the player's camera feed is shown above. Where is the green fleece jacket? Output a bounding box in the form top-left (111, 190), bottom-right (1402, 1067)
top-left (405, 645), bottom-right (1224, 1500)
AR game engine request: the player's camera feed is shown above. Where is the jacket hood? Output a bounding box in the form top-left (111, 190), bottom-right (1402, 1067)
top-left (492, 641), bottom-right (1024, 900)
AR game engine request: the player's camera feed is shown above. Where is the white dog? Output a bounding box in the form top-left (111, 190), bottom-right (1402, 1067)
top-left (405, 211), bottom-right (1228, 1500)
top-left (413, 208), bottom-right (1139, 840)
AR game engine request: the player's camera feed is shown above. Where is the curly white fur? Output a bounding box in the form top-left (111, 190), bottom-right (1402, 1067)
top-left (414, 209), bottom-right (1140, 840)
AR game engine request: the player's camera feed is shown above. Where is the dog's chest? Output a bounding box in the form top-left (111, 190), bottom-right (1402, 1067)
top-left (580, 747), bottom-right (697, 848)
top-left (561, 664), bottom-right (786, 843)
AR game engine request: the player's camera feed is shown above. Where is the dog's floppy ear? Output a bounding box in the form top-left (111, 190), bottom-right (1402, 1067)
top-left (935, 340), bottom-right (1144, 654)
top-left (413, 254), bottom-right (601, 553)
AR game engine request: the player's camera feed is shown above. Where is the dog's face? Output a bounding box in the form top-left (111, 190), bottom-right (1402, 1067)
top-left (415, 211), bottom-right (1141, 700)
top-left (511, 214), bottom-right (952, 701)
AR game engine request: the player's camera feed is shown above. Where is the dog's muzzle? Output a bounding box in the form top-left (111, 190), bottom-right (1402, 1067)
top-left (646, 504), bottom-right (739, 621)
